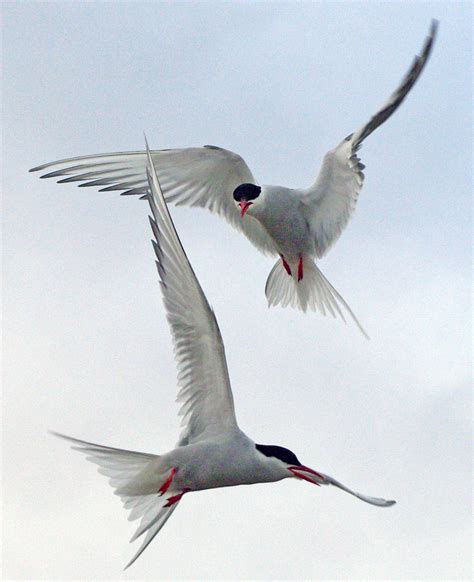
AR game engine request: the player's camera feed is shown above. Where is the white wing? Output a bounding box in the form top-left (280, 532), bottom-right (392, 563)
top-left (301, 20), bottom-right (438, 257)
top-left (30, 145), bottom-right (276, 256)
top-left (317, 469), bottom-right (396, 507)
top-left (144, 141), bottom-right (239, 445)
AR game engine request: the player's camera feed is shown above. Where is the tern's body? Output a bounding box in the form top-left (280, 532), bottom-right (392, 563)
top-left (250, 186), bottom-right (314, 260)
top-left (143, 430), bottom-right (289, 492)
top-left (31, 21), bottom-right (438, 336)
top-left (53, 145), bottom-right (395, 569)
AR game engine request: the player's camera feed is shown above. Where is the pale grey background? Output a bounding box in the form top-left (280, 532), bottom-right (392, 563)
top-left (2, 1), bottom-right (472, 580)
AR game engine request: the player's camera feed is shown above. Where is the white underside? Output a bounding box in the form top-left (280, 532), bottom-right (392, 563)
top-left (265, 256), bottom-right (369, 338)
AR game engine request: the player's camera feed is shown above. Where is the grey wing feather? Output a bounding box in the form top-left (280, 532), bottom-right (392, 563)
top-left (144, 141), bottom-right (239, 445)
top-left (302, 20), bottom-right (438, 257)
top-left (30, 146), bottom-right (276, 255)
top-left (351, 20), bottom-right (438, 149)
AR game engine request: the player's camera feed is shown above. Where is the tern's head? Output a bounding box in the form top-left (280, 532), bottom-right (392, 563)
top-left (255, 444), bottom-right (326, 485)
top-left (233, 183), bottom-right (261, 218)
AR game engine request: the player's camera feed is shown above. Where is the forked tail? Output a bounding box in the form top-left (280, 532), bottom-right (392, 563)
top-left (265, 256), bottom-right (369, 338)
top-left (52, 432), bottom-right (181, 569)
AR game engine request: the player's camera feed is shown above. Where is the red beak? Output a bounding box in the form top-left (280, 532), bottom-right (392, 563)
top-left (238, 201), bottom-right (253, 218)
top-left (288, 465), bottom-right (327, 486)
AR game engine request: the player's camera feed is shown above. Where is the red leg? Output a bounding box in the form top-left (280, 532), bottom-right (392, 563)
top-left (280, 255), bottom-right (292, 276)
top-left (159, 467), bottom-right (177, 496)
top-left (297, 256), bottom-right (303, 282)
top-left (164, 488), bottom-right (190, 507)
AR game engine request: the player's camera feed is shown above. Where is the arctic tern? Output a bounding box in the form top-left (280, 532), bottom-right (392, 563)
top-left (31, 21), bottom-right (438, 336)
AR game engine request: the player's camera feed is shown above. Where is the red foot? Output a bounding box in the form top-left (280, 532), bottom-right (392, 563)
top-left (280, 255), bottom-right (292, 276)
top-left (297, 256), bottom-right (303, 282)
top-left (159, 467), bottom-right (177, 496)
top-left (164, 488), bottom-right (190, 507)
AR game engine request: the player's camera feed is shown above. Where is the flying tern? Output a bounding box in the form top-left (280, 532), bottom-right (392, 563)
top-left (31, 21), bottom-right (437, 336)
top-left (53, 143), bottom-right (395, 569)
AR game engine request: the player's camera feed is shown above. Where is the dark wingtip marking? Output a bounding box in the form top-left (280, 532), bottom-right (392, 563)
top-left (351, 20), bottom-right (438, 151)
top-left (430, 19), bottom-right (439, 36)
top-left (30, 163), bottom-right (56, 173)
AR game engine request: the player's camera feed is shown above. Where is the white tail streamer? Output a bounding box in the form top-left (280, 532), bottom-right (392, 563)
top-left (265, 257), bottom-right (369, 339)
top-left (52, 432), bottom-right (181, 570)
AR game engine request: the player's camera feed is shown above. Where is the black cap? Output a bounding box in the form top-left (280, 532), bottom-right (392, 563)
top-left (233, 183), bottom-right (261, 202)
top-left (256, 444), bottom-right (301, 465)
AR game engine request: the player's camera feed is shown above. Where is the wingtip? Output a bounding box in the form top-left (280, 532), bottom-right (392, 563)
top-left (367, 496), bottom-right (396, 508)
top-left (144, 134), bottom-right (154, 167)
top-left (49, 430), bottom-right (78, 447)
top-left (29, 165), bottom-right (46, 174)
top-left (376, 498), bottom-right (396, 507)
top-left (49, 430), bottom-right (75, 444)
top-left (427, 20), bottom-right (439, 50)
top-left (430, 18), bottom-right (440, 35)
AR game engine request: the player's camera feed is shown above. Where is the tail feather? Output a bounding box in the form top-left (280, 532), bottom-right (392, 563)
top-left (265, 257), bottom-right (369, 338)
top-left (52, 432), bottom-right (181, 569)
top-left (125, 503), bottom-right (179, 569)
top-left (126, 493), bottom-right (157, 521)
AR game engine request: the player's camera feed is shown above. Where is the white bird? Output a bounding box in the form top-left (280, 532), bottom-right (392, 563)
top-left (30, 21), bottom-right (437, 336)
top-left (53, 143), bottom-right (395, 570)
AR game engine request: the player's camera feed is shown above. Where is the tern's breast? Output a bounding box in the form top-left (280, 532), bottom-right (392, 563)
top-left (255, 187), bottom-right (313, 260)
top-left (166, 434), bottom-right (286, 492)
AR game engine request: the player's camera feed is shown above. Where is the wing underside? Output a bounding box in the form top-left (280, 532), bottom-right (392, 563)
top-left (30, 146), bottom-right (276, 256)
top-left (302, 20), bottom-right (438, 257)
top-left (144, 141), bottom-right (239, 445)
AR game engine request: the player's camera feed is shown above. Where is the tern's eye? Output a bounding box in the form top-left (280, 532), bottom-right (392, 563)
top-left (233, 183), bottom-right (261, 202)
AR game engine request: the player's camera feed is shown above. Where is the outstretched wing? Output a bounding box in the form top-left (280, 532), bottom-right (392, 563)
top-left (301, 20), bottom-right (438, 257)
top-left (144, 140), bottom-right (239, 445)
top-left (30, 145), bottom-right (276, 256)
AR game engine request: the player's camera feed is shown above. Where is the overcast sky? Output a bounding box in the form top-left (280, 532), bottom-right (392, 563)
top-left (2, 1), bottom-right (472, 580)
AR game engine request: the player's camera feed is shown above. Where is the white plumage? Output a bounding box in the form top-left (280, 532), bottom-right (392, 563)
top-left (53, 143), bottom-right (395, 569)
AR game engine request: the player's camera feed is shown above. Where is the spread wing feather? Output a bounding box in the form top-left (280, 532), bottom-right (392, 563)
top-left (30, 146), bottom-right (276, 255)
top-left (301, 20), bottom-right (438, 257)
top-left (144, 141), bottom-right (239, 446)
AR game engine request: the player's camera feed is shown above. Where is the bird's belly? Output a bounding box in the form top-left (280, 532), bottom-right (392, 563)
top-left (178, 457), bottom-right (259, 491)
top-left (263, 213), bottom-right (313, 260)
top-left (168, 441), bottom-right (279, 492)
